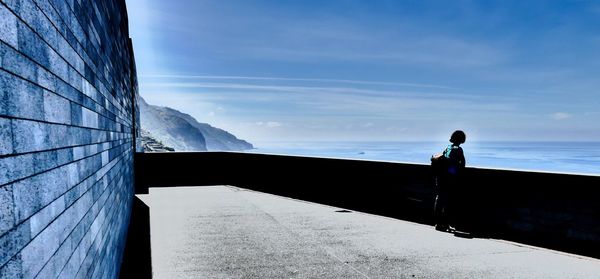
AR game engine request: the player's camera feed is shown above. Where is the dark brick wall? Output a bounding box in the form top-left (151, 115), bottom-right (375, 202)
top-left (0, 0), bottom-right (138, 278)
top-left (136, 152), bottom-right (600, 259)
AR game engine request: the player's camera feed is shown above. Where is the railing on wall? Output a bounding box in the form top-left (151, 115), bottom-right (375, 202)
top-left (134, 152), bottom-right (600, 259)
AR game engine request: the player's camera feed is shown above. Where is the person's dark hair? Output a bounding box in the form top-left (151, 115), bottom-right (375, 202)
top-left (450, 130), bottom-right (466, 144)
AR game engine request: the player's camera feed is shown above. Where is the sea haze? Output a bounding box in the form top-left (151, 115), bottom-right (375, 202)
top-left (248, 141), bottom-right (600, 176)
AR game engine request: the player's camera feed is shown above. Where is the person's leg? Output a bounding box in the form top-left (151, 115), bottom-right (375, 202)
top-left (434, 194), bottom-right (449, 231)
top-left (434, 178), bottom-right (449, 231)
top-left (452, 177), bottom-right (472, 235)
top-left (447, 175), bottom-right (457, 230)
top-left (447, 175), bottom-right (462, 232)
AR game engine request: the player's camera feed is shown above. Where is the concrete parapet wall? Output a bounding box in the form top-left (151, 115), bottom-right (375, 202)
top-left (0, 0), bottom-right (138, 277)
top-left (136, 152), bottom-right (600, 259)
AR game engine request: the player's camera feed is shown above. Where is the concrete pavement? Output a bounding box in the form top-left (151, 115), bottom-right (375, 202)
top-left (138, 186), bottom-right (600, 278)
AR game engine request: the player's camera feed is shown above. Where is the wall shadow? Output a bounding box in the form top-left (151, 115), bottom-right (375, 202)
top-left (135, 152), bottom-right (600, 259)
top-left (120, 196), bottom-right (152, 279)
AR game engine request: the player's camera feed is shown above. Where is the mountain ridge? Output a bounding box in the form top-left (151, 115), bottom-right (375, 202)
top-left (139, 97), bottom-right (253, 151)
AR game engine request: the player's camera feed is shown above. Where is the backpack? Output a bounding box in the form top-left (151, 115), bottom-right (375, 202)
top-left (430, 149), bottom-right (449, 174)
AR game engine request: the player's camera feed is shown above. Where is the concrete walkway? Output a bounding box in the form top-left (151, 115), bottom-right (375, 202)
top-left (138, 186), bottom-right (600, 278)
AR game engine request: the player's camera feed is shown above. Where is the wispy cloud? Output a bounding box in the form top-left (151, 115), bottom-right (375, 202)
top-left (255, 121), bottom-right (282, 128)
top-left (140, 78), bottom-right (516, 113)
top-left (241, 36), bottom-right (508, 68)
top-left (131, 0), bottom-right (600, 141)
top-left (140, 74), bottom-right (453, 89)
top-left (141, 77), bottom-right (517, 126)
top-left (552, 112), bottom-right (571, 120)
top-left (143, 81), bottom-right (448, 97)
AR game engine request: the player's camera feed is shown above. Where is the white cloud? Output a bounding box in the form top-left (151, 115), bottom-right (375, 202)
top-left (255, 121), bottom-right (282, 128)
top-left (552, 112), bottom-right (571, 120)
top-left (386, 127), bottom-right (408, 132)
top-left (266, 121), bottom-right (282, 128)
top-left (139, 74), bottom-right (452, 89)
top-left (141, 81), bottom-right (449, 98)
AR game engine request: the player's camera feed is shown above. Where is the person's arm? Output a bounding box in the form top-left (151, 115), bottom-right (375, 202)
top-left (458, 148), bottom-right (466, 168)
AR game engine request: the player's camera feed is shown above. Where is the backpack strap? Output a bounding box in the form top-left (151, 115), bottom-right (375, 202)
top-left (443, 145), bottom-right (452, 158)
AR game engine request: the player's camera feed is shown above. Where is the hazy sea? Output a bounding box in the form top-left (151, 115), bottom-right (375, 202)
top-left (248, 141), bottom-right (600, 176)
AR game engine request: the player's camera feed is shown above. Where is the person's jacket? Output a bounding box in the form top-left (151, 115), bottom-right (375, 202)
top-left (443, 144), bottom-right (465, 175)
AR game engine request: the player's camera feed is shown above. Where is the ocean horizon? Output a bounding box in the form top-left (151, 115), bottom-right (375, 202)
top-left (246, 141), bottom-right (600, 176)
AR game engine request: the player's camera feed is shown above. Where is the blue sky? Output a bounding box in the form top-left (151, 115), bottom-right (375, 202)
top-left (126, 0), bottom-right (600, 142)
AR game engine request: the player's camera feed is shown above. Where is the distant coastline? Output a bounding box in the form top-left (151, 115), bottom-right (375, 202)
top-left (247, 141), bottom-right (600, 176)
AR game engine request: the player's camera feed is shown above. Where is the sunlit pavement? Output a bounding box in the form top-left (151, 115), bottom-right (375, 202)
top-left (138, 186), bottom-right (600, 278)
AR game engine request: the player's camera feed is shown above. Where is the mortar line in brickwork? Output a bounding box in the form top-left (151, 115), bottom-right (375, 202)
top-left (0, 53), bottom-right (133, 127)
top-left (92, 194), bottom-right (125, 278)
top-left (41, 0), bottom-right (131, 114)
top-left (88, 159), bottom-right (133, 278)
top-left (0, 103), bottom-right (133, 134)
top-left (5, 0), bottom-right (119, 111)
top-left (0, 134), bottom-right (131, 160)
top-left (0, 96), bottom-right (133, 130)
top-left (86, 181), bottom-right (131, 279)
top-left (30, 0), bottom-right (119, 101)
top-left (0, 139), bottom-right (132, 188)
top-left (72, 167), bottom-right (131, 279)
top-left (0, 64), bottom-right (134, 122)
top-left (0, 152), bottom-right (130, 277)
top-left (0, 144), bottom-right (131, 229)
top-left (0, 129), bottom-right (131, 162)
top-left (43, 0), bottom-right (133, 105)
top-left (51, 157), bottom-right (132, 279)
top-left (0, 3), bottom-right (128, 116)
top-left (0, 49), bottom-right (132, 128)
top-left (55, 153), bottom-right (132, 279)
top-left (35, 0), bottom-right (112, 79)
top-left (0, 110), bottom-right (133, 135)
top-left (0, 154), bottom-right (128, 271)
top-left (9, 155), bottom-right (127, 269)
top-left (0, 148), bottom-right (131, 261)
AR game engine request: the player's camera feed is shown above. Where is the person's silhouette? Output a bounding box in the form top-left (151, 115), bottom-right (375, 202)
top-left (433, 130), bottom-right (466, 232)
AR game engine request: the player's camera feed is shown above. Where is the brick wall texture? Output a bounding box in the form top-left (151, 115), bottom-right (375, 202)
top-left (0, 0), bottom-right (139, 278)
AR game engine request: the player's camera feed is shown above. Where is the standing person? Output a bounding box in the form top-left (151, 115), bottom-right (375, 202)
top-left (432, 130), bottom-right (466, 232)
